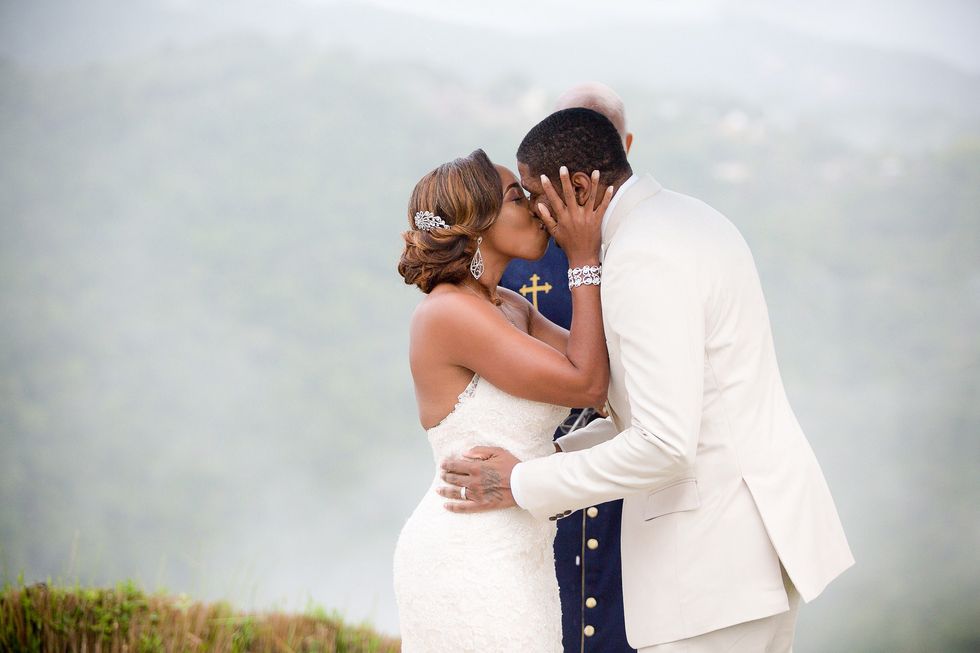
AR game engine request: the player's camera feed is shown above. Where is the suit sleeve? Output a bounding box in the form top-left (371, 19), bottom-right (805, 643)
top-left (511, 244), bottom-right (706, 520)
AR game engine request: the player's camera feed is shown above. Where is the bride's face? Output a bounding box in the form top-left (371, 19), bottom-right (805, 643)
top-left (484, 164), bottom-right (550, 261)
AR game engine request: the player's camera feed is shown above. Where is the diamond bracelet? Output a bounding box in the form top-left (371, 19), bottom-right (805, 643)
top-left (567, 264), bottom-right (602, 289)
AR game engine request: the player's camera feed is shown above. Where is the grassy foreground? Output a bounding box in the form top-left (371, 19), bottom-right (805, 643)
top-left (0, 579), bottom-right (400, 652)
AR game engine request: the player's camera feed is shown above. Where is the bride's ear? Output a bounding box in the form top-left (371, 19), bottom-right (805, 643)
top-left (570, 171), bottom-right (593, 206)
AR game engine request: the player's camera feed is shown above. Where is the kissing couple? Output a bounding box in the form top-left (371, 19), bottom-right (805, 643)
top-left (392, 107), bottom-right (853, 652)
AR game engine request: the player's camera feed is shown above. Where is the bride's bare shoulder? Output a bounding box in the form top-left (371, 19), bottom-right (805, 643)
top-left (410, 284), bottom-right (498, 338)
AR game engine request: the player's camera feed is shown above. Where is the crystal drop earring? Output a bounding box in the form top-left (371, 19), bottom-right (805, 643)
top-left (469, 236), bottom-right (484, 280)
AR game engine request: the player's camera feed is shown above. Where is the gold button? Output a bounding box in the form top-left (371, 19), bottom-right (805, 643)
top-left (584, 625), bottom-right (595, 637)
top-left (587, 538), bottom-right (599, 550)
top-left (585, 597), bottom-right (597, 608)
top-left (587, 506), bottom-right (599, 518)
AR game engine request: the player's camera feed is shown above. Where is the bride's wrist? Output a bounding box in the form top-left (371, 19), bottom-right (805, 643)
top-left (566, 255), bottom-right (600, 268)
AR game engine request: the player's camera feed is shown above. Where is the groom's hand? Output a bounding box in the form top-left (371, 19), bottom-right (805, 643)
top-left (438, 447), bottom-right (519, 513)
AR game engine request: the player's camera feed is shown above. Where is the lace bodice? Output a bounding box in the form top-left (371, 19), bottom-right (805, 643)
top-left (425, 374), bottom-right (569, 464)
top-left (393, 373), bottom-right (570, 652)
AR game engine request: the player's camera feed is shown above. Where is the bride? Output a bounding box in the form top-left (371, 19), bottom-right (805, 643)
top-left (392, 148), bottom-right (613, 651)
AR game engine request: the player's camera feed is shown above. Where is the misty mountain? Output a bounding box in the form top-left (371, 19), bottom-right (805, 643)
top-left (3, 0), bottom-right (979, 129)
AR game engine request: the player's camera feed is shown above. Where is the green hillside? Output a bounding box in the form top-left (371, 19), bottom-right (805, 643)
top-left (0, 578), bottom-right (399, 652)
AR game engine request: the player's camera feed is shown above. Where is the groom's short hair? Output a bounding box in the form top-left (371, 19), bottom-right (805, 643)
top-left (517, 107), bottom-right (631, 184)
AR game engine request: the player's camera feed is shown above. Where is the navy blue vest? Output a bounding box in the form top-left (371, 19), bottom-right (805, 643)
top-left (501, 239), bottom-right (636, 653)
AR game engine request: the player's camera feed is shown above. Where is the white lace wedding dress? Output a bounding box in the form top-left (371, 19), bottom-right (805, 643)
top-left (393, 373), bottom-right (569, 652)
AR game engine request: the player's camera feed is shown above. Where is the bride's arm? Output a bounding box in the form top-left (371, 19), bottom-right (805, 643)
top-left (494, 286), bottom-right (566, 354)
top-left (526, 303), bottom-right (570, 353)
top-left (420, 171), bottom-right (613, 409)
top-left (522, 173), bottom-right (609, 356)
top-left (419, 289), bottom-right (604, 408)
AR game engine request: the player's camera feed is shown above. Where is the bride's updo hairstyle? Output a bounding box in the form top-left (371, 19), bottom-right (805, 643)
top-left (398, 149), bottom-right (502, 293)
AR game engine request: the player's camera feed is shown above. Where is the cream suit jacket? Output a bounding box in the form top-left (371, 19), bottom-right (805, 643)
top-left (511, 174), bottom-right (854, 648)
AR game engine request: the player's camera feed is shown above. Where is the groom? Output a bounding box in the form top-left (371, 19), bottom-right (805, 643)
top-left (440, 108), bottom-right (854, 651)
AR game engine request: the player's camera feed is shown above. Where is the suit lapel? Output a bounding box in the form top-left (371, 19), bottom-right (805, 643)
top-left (601, 174), bottom-right (663, 260)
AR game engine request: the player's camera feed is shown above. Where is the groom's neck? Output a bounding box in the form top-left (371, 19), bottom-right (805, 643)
top-left (590, 166), bottom-right (633, 208)
top-left (607, 165), bottom-right (633, 190)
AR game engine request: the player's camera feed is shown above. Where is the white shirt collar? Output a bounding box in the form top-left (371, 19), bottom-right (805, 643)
top-left (601, 173), bottom-right (639, 235)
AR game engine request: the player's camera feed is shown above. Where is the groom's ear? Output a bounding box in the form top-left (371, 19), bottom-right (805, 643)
top-left (570, 171), bottom-right (593, 206)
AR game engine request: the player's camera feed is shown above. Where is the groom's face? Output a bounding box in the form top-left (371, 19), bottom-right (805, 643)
top-left (518, 160), bottom-right (601, 217)
top-left (517, 161), bottom-right (550, 219)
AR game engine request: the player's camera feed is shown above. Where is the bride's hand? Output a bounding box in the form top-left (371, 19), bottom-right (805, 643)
top-left (536, 166), bottom-right (614, 267)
